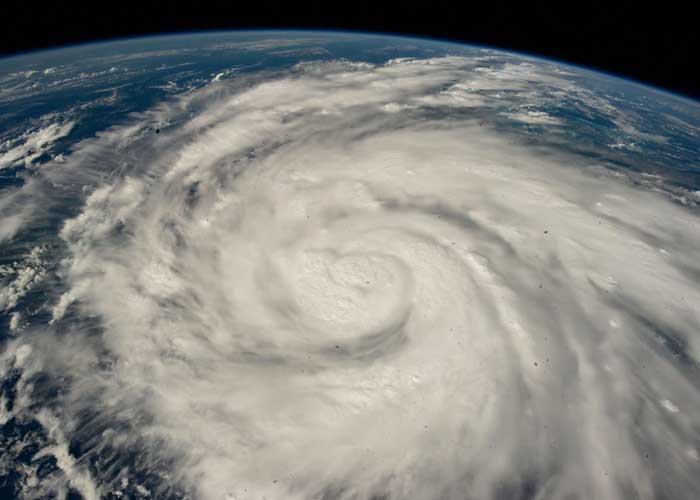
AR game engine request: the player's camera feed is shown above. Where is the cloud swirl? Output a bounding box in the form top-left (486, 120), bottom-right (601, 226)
top-left (3, 56), bottom-right (700, 500)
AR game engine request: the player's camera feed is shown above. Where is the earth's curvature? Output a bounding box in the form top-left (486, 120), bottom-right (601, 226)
top-left (1, 30), bottom-right (700, 500)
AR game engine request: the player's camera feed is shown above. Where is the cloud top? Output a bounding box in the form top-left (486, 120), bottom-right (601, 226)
top-left (2, 56), bottom-right (700, 500)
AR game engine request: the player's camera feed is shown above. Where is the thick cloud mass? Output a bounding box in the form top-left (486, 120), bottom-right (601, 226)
top-left (3, 56), bottom-right (700, 500)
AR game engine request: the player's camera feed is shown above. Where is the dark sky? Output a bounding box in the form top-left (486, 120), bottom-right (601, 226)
top-left (3, 0), bottom-right (699, 101)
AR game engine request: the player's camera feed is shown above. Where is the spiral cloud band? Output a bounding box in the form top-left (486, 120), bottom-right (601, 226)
top-left (3, 55), bottom-right (700, 500)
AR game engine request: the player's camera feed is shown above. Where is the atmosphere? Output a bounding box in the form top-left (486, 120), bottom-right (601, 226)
top-left (1, 1), bottom-right (699, 101)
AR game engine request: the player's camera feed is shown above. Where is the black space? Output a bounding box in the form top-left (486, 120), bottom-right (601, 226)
top-left (3, 0), bottom-right (699, 101)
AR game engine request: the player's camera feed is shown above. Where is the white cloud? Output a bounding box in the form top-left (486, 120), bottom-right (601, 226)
top-left (0, 120), bottom-right (75, 169)
top-left (0, 246), bottom-right (46, 312)
top-left (9, 312), bottom-right (21, 332)
top-left (503, 109), bottom-right (563, 125)
top-left (3, 55), bottom-right (700, 500)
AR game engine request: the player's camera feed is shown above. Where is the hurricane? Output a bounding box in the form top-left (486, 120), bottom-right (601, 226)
top-left (2, 44), bottom-right (700, 500)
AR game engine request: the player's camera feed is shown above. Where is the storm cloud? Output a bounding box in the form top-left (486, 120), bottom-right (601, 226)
top-left (2, 55), bottom-right (700, 500)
